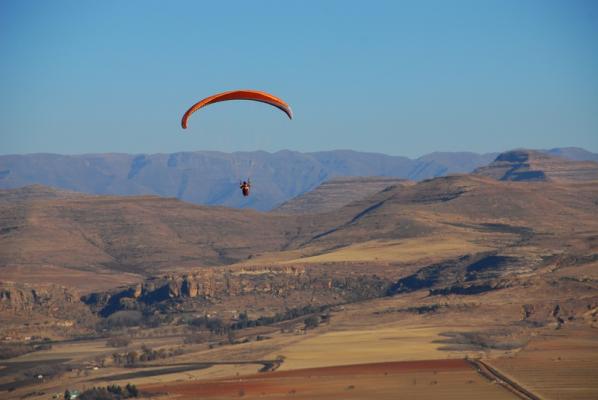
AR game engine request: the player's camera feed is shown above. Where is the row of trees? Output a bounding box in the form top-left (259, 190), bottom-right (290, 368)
top-left (111, 345), bottom-right (185, 366)
top-left (0, 342), bottom-right (53, 360)
top-left (185, 305), bottom-right (329, 337)
top-left (230, 305), bottom-right (329, 331)
top-left (0, 343), bottom-right (35, 360)
top-left (188, 316), bottom-right (229, 335)
top-left (95, 310), bottom-right (174, 332)
top-left (106, 336), bottom-right (131, 348)
top-left (71, 383), bottom-right (138, 400)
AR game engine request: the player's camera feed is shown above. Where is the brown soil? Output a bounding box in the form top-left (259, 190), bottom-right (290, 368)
top-left (143, 359), bottom-right (515, 400)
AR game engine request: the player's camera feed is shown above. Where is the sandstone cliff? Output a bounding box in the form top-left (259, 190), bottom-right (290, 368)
top-left (83, 265), bottom-right (392, 317)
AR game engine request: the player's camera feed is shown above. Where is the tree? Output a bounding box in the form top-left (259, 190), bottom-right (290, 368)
top-left (106, 336), bottom-right (131, 348)
top-left (112, 352), bottom-right (123, 366)
top-left (94, 355), bottom-right (106, 368)
top-left (227, 330), bottom-right (236, 344)
top-left (304, 315), bottom-right (320, 330)
top-left (126, 383), bottom-right (139, 397)
top-left (107, 384), bottom-right (122, 395)
top-left (126, 351), bottom-right (138, 366)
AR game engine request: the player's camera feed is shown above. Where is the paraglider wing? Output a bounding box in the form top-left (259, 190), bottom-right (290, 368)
top-left (181, 90), bottom-right (293, 129)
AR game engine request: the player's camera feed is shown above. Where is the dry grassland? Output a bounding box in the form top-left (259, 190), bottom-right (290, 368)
top-left (0, 265), bottom-right (142, 293)
top-left (489, 328), bottom-right (598, 400)
top-left (270, 325), bottom-right (448, 370)
top-left (281, 235), bottom-right (495, 264)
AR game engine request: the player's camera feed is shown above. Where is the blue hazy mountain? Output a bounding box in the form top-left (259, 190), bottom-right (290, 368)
top-left (0, 148), bottom-right (595, 210)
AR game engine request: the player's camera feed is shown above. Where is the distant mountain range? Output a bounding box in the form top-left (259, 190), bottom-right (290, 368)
top-left (0, 147), bottom-right (596, 210)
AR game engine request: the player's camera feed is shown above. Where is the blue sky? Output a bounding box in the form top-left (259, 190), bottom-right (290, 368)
top-left (1, 0), bottom-right (597, 157)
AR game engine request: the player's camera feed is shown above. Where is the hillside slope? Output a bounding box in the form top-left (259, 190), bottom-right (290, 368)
top-left (0, 187), bottom-right (322, 277)
top-left (274, 177), bottom-right (412, 214)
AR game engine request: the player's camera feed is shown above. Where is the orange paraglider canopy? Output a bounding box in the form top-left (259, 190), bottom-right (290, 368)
top-left (181, 89), bottom-right (293, 129)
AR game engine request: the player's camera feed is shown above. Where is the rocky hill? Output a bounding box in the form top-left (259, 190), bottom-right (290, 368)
top-left (0, 281), bottom-right (94, 329)
top-left (0, 282), bottom-right (79, 314)
top-left (474, 149), bottom-right (598, 182)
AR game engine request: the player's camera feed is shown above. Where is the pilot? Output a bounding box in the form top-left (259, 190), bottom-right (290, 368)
top-left (240, 180), bottom-right (251, 197)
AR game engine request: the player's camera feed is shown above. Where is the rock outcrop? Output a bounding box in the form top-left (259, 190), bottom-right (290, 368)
top-left (0, 282), bottom-right (74, 312)
top-left (0, 281), bottom-right (91, 321)
top-left (83, 265), bottom-right (391, 317)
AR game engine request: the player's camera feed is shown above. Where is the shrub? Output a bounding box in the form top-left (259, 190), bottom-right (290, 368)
top-left (106, 336), bottom-right (131, 348)
top-left (304, 315), bottom-right (320, 329)
top-left (0, 344), bottom-right (35, 360)
top-left (79, 383), bottom-right (139, 399)
top-left (183, 334), bottom-right (203, 344)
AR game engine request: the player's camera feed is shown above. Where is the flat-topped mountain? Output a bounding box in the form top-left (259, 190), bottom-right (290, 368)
top-left (545, 146), bottom-right (598, 162)
top-left (474, 149), bottom-right (598, 182)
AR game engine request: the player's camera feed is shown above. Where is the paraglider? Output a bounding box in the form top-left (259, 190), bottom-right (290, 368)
top-left (181, 89), bottom-right (292, 129)
top-left (240, 180), bottom-right (251, 197)
top-left (181, 90), bottom-right (292, 198)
